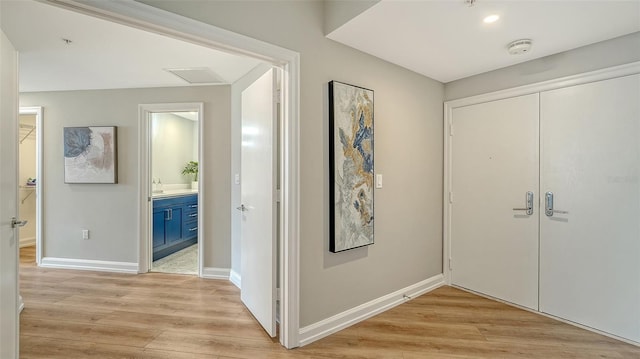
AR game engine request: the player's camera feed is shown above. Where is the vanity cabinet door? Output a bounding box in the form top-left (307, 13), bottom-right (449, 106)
top-left (165, 207), bottom-right (183, 244)
top-left (152, 209), bottom-right (166, 248)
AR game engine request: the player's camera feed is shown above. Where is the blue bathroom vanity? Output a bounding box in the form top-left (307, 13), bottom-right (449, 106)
top-left (152, 193), bottom-right (198, 261)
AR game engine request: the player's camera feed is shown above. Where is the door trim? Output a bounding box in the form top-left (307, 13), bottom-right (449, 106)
top-left (46, 0), bottom-right (301, 348)
top-left (443, 61), bottom-right (640, 285)
top-left (138, 102), bottom-right (204, 277)
top-left (18, 106), bottom-right (43, 265)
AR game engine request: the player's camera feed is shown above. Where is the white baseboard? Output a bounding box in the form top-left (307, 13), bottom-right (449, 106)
top-left (229, 269), bottom-right (241, 289)
top-left (19, 237), bottom-right (35, 248)
top-left (40, 257), bottom-right (138, 274)
top-left (298, 273), bottom-right (445, 347)
top-left (201, 267), bottom-right (230, 280)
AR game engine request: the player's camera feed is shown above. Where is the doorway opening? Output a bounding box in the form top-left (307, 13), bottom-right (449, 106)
top-left (7, 0), bottom-right (300, 349)
top-left (150, 110), bottom-right (200, 275)
top-left (140, 103), bottom-right (204, 277)
top-left (17, 107), bottom-right (43, 266)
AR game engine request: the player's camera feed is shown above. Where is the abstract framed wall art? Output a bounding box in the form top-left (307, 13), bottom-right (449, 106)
top-left (64, 126), bottom-right (118, 184)
top-left (329, 81), bottom-right (374, 252)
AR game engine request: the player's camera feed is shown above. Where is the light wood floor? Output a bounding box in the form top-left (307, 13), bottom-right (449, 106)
top-left (19, 246), bottom-right (639, 358)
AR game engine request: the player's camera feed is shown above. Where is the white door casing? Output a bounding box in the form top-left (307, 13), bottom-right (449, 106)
top-left (240, 68), bottom-right (278, 336)
top-left (450, 94), bottom-right (540, 310)
top-left (540, 74), bottom-right (640, 343)
top-left (0, 29), bottom-right (20, 359)
top-left (138, 103), bottom-right (204, 276)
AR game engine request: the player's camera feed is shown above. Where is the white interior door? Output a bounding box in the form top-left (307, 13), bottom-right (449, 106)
top-left (451, 94), bottom-right (540, 310)
top-left (240, 68), bottom-right (277, 337)
top-left (540, 74), bottom-right (640, 343)
top-left (0, 29), bottom-right (20, 359)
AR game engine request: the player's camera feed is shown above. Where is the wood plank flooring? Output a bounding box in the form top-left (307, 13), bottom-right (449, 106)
top-left (19, 246), bottom-right (639, 358)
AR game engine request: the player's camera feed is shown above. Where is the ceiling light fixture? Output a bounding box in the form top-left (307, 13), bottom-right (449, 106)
top-left (483, 14), bottom-right (500, 24)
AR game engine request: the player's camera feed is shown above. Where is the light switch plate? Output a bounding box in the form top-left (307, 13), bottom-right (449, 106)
top-left (376, 174), bottom-right (383, 189)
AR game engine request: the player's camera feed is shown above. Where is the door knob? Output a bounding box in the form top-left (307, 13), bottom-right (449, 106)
top-left (512, 191), bottom-right (534, 215)
top-left (11, 217), bottom-right (28, 228)
top-left (545, 192), bottom-right (568, 217)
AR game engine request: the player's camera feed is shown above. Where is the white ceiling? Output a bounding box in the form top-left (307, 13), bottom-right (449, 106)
top-left (0, 0), bottom-right (263, 92)
top-left (328, 0), bottom-right (640, 83)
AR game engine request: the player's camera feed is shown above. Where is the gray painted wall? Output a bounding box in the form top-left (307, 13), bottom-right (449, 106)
top-left (445, 32), bottom-right (640, 100)
top-left (20, 85), bottom-right (231, 268)
top-left (323, 0), bottom-right (379, 35)
top-left (139, 0), bottom-right (444, 327)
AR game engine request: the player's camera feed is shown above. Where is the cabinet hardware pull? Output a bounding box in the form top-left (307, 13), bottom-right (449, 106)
top-left (189, 213), bottom-right (197, 217)
top-left (189, 227), bottom-right (198, 231)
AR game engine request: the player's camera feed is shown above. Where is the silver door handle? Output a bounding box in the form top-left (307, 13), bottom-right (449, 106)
top-left (513, 191), bottom-right (534, 215)
top-left (11, 217), bottom-right (28, 228)
top-left (545, 192), bottom-right (568, 217)
top-left (236, 204), bottom-right (247, 212)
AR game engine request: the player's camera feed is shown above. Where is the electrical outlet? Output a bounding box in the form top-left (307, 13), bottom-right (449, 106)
top-left (82, 229), bottom-right (89, 240)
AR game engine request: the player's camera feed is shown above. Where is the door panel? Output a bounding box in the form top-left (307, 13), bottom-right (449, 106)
top-left (240, 68), bottom-right (277, 337)
top-left (152, 210), bottom-right (166, 248)
top-left (0, 29), bottom-right (19, 358)
top-left (165, 208), bottom-right (182, 244)
top-left (540, 74), bottom-right (640, 342)
top-left (451, 94), bottom-right (540, 310)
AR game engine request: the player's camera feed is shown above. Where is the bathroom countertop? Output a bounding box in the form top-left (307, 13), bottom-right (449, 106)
top-left (152, 189), bottom-right (198, 199)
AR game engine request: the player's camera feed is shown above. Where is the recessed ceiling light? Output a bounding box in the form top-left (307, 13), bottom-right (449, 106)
top-left (483, 14), bottom-right (500, 24)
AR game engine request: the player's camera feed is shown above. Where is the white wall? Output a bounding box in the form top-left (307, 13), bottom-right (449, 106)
top-left (151, 113), bottom-right (197, 185)
top-left (139, 0), bottom-right (445, 327)
top-left (323, 0), bottom-right (378, 35)
top-left (20, 85), bottom-right (231, 268)
top-left (18, 113), bottom-right (36, 242)
top-left (445, 32), bottom-right (640, 100)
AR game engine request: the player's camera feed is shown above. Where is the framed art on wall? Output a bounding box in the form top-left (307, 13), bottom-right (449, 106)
top-left (64, 126), bottom-right (118, 184)
top-left (329, 81), bottom-right (374, 252)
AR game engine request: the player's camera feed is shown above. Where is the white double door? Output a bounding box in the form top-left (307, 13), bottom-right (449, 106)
top-left (451, 74), bottom-right (640, 343)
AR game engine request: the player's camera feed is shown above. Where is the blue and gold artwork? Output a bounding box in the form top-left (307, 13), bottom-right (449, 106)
top-left (329, 81), bottom-right (374, 252)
